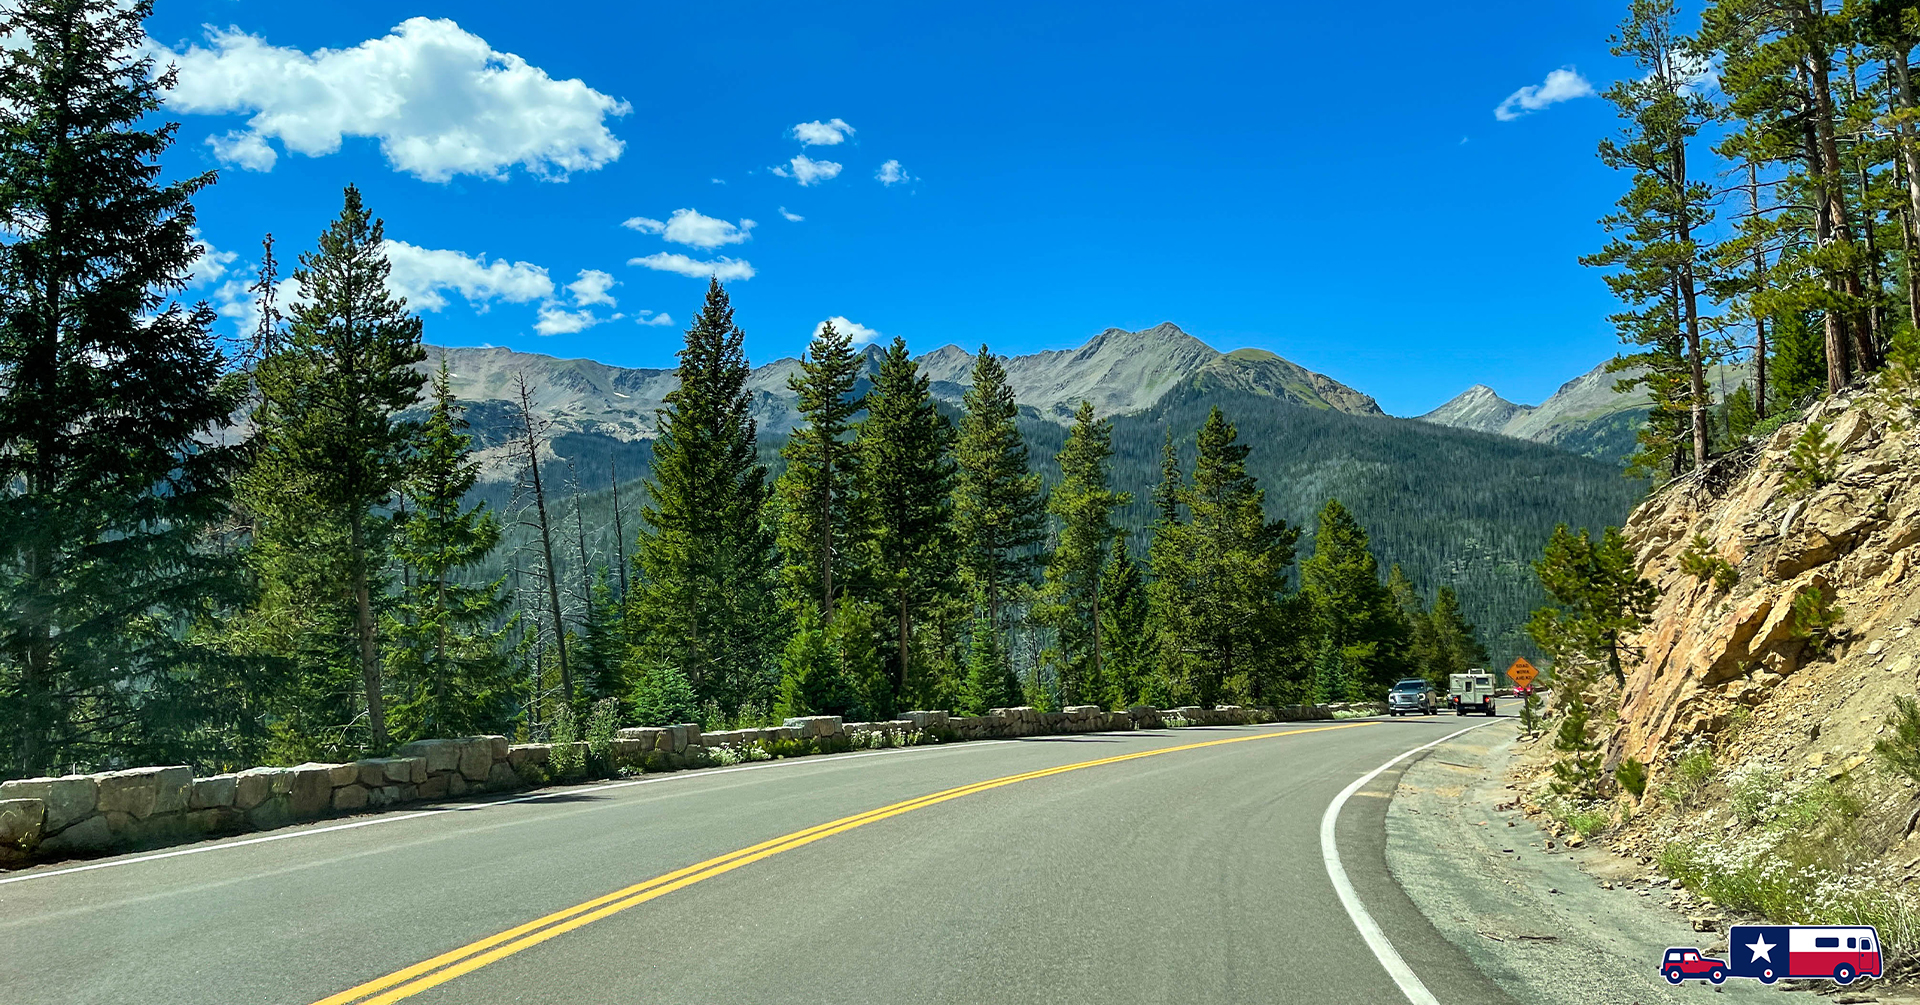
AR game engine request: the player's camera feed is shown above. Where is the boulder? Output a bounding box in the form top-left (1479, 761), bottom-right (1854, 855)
top-left (280, 765), bottom-right (335, 818)
top-left (457, 740), bottom-right (493, 783)
top-left (323, 763), bottom-right (359, 788)
top-left (39, 812), bottom-right (111, 854)
top-left (415, 774), bottom-right (450, 801)
top-left (189, 774), bottom-right (238, 810)
top-left (486, 762), bottom-right (520, 791)
top-left (487, 736), bottom-right (510, 762)
top-left (232, 767), bottom-right (279, 810)
top-left (0, 798), bottom-right (46, 856)
top-left (97, 766), bottom-right (191, 819)
top-left (332, 784), bottom-right (369, 813)
top-left (0, 774), bottom-right (98, 832)
top-left (395, 738), bottom-right (465, 774)
top-left (783, 716), bottom-right (841, 739)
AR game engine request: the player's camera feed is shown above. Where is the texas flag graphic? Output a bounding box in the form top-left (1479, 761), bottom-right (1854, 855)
top-left (1724, 925), bottom-right (1882, 985)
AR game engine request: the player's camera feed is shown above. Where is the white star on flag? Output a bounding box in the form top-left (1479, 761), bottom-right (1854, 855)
top-left (1746, 934), bottom-right (1775, 963)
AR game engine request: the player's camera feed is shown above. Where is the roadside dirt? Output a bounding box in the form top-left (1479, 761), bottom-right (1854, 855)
top-left (1385, 722), bottom-right (1920, 1004)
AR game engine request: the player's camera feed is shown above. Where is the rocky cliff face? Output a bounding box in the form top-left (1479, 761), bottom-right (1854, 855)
top-left (1610, 385), bottom-right (1920, 778)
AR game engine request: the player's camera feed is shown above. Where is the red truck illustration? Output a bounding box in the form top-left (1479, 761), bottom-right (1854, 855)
top-left (1659, 948), bottom-right (1727, 985)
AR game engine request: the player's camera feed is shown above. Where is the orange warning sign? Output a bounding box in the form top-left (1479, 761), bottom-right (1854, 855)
top-left (1506, 658), bottom-right (1538, 687)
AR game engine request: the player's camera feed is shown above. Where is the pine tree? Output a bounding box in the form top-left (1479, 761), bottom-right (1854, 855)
top-left (1301, 499), bottom-right (1409, 697)
top-left (1428, 586), bottom-right (1490, 679)
top-left (854, 337), bottom-right (957, 705)
top-left (775, 319), bottom-right (865, 622)
top-left (571, 567), bottom-right (626, 712)
top-left (962, 614), bottom-right (1021, 714)
top-left (0, 0), bottom-right (245, 773)
top-left (628, 280), bottom-right (778, 717)
top-left (1098, 534), bottom-right (1149, 708)
top-left (1149, 408), bottom-right (1300, 706)
top-left (1527, 525), bottom-right (1661, 689)
top-left (1584, 0), bottom-right (1719, 473)
top-left (243, 185), bottom-right (426, 754)
top-left (1036, 401), bottom-right (1131, 707)
top-left (386, 362), bottom-right (514, 743)
top-left (1387, 565), bottom-right (1441, 685)
top-left (953, 346), bottom-right (1046, 664)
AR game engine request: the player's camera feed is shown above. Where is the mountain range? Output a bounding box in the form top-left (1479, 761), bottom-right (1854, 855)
top-left (427, 323), bottom-right (1654, 659)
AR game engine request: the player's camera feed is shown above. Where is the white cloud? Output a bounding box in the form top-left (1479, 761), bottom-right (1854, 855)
top-left (876, 159), bottom-right (914, 186)
top-left (206, 129), bottom-right (276, 172)
top-left (771, 154), bottom-right (842, 186)
top-left (534, 304), bottom-right (608, 336)
top-left (567, 269), bottom-right (617, 307)
top-left (710, 177), bottom-right (726, 184)
top-left (622, 208), bottom-right (755, 249)
top-left (1494, 67), bottom-right (1595, 121)
top-left (158, 17), bottom-right (630, 182)
top-left (630, 253), bottom-right (755, 282)
top-left (187, 232), bottom-right (237, 289)
top-left (779, 206), bottom-right (804, 222)
top-left (637, 311), bottom-right (676, 327)
top-left (381, 240), bottom-right (554, 311)
top-left (816, 316), bottom-right (882, 347)
top-left (792, 118), bottom-right (854, 146)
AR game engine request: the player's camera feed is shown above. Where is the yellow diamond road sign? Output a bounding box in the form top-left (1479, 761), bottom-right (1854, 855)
top-left (1506, 658), bottom-right (1538, 687)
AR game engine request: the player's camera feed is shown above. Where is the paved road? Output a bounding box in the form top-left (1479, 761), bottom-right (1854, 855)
top-left (0, 710), bottom-right (1523, 1004)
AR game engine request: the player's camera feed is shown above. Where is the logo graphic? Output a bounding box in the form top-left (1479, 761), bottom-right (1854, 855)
top-left (1661, 925), bottom-right (1882, 986)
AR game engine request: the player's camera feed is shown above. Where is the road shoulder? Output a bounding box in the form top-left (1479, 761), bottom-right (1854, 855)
top-left (1384, 725), bottom-right (1778, 1005)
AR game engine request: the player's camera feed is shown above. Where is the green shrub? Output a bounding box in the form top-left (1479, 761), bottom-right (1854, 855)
top-left (585, 697), bottom-right (619, 773)
top-left (1614, 757), bottom-right (1648, 799)
top-left (1729, 765), bottom-right (1783, 826)
top-left (1660, 746), bottom-right (1714, 810)
top-left (1788, 585), bottom-right (1844, 654)
top-left (1549, 691), bottom-right (1604, 798)
top-left (1678, 535), bottom-right (1740, 593)
top-left (1783, 421), bottom-right (1842, 495)
top-left (549, 704), bottom-right (584, 779)
top-left (1875, 696), bottom-right (1920, 785)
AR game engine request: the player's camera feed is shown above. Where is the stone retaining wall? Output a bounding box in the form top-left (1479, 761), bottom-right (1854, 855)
top-left (0, 701), bottom-right (1350, 866)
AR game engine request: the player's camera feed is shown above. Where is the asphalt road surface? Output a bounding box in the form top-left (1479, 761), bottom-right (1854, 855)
top-left (1, 709), bottom-right (1525, 1004)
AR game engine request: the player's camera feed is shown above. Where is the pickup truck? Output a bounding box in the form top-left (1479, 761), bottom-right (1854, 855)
top-left (1448, 672), bottom-right (1497, 716)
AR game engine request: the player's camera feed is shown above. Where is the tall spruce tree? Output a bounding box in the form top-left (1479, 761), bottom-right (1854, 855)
top-left (386, 362), bottom-right (514, 743)
top-left (1036, 401), bottom-right (1130, 707)
top-left (1098, 534), bottom-right (1149, 708)
top-left (628, 280), bottom-right (778, 717)
top-left (1429, 586), bottom-right (1491, 680)
top-left (1528, 525), bottom-right (1661, 689)
top-left (1584, 0), bottom-right (1719, 473)
top-left (0, 0), bottom-right (244, 774)
top-left (245, 186), bottom-right (426, 754)
top-left (953, 346), bottom-right (1046, 659)
top-left (855, 337), bottom-right (957, 705)
top-left (1148, 408), bottom-right (1299, 706)
top-left (1301, 499), bottom-right (1409, 697)
top-left (775, 319), bottom-right (865, 622)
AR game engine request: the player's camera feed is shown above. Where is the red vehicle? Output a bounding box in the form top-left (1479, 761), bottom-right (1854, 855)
top-left (1661, 948), bottom-right (1728, 985)
top-left (1513, 684), bottom-right (1534, 698)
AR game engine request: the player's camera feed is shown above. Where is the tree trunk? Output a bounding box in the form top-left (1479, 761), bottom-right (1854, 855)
top-left (1801, 28), bottom-right (1867, 384)
top-left (610, 455), bottom-right (629, 599)
top-left (350, 510), bottom-right (388, 751)
top-left (1851, 66), bottom-right (1886, 359)
top-left (1672, 138), bottom-right (1709, 470)
top-left (1750, 161), bottom-right (1770, 419)
top-left (821, 429), bottom-right (835, 628)
top-left (1090, 585), bottom-right (1102, 708)
top-left (1895, 55), bottom-right (1920, 329)
top-left (518, 378), bottom-right (571, 705)
top-left (897, 591), bottom-right (910, 705)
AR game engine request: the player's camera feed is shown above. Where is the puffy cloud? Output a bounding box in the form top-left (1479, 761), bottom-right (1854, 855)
top-left (622, 208), bottom-right (755, 249)
top-left (566, 269), bottom-right (617, 307)
top-left (875, 159), bottom-right (914, 186)
top-left (1494, 67), bottom-right (1595, 121)
top-left (187, 232), bottom-right (237, 289)
top-left (206, 130), bottom-right (276, 172)
top-left (636, 311), bottom-right (676, 327)
top-left (158, 17), bottom-right (630, 182)
top-left (629, 253), bottom-right (755, 282)
top-left (381, 240), bottom-right (555, 311)
top-left (791, 117), bottom-right (854, 146)
top-left (779, 206), bottom-right (804, 222)
top-left (816, 315), bottom-right (882, 347)
top-left (771, 154), bottom-right (842, 186)
top-left (534, 304), bottom-right (610, 336)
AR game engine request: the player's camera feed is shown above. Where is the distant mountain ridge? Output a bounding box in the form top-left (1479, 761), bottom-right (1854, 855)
top-left (426, 322), bottom-right (1383, 483)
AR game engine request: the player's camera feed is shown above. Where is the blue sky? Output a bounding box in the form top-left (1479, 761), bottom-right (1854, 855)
top-left (145, 0), bottom-right (1636, 416)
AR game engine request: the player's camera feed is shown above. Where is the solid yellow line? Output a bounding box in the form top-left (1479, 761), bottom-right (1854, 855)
top-left (317, 721), bottom-right (1371, 1005)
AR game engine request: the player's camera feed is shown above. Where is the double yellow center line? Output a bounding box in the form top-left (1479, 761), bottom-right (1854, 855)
top-left (313, 721), bottom-right (1372, 1005)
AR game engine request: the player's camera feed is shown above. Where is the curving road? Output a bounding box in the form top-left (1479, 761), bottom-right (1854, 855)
top-left (0, 710), bottom-right (1523, 1004)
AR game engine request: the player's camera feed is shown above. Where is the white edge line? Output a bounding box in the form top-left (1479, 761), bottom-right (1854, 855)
top-left (1320, 715), bottom-right (1509, 1005)
top-left (0, 740), bottom-right (1021, 888)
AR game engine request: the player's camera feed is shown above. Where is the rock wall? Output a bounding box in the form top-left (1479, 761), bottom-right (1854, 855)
top-left (0, 702), bottom-right (1338, 866)
top-left (1611, 385), bottom-right (1920, 774)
